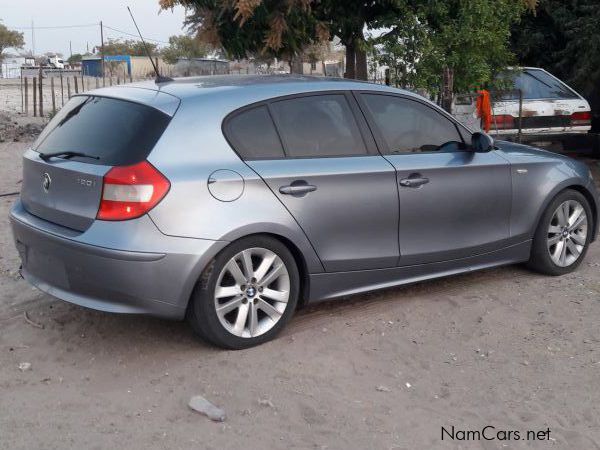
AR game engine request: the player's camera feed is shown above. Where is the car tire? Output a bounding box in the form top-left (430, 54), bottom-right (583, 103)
top-left (187, 236), bottom-right (300, 349)
top-left (528, 189), bottom-right (593, 276)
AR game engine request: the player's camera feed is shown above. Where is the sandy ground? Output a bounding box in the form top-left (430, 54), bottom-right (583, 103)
top-left (2, 129), bottom-right (600, 449)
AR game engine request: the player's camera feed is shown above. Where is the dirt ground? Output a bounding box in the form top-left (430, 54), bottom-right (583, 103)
top-left (2, 119), bottom-right (600, 450)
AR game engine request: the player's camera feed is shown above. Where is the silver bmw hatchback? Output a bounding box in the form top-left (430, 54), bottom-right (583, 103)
top-left (10, 75), bottom-right (599, 348)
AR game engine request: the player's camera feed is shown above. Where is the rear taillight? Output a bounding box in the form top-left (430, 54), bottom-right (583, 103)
top-left (491, 115), bottom-right (515, 130)
top-left (97, 161), bottom-right (170, 221)
top-left (570, 111), bottom-right (592, 126)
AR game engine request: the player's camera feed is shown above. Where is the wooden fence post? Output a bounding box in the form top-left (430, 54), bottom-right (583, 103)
top-left (74, 76), bottom-right (79, 94)
top-left (50, 77), bottom-right (56, 116)
top-left (24, 77), bottom-right (29, 116)
top-left (20, 71), bottom-right (24, 113)
top-left (38, 69), bottom-right (44, 117)
top-left (60, 70), bottom-right (64, 106)
top-left (95, 77), bottom-right (99, 89)
top-left (33, 77), bottom-right (37, 117)
top-left (67, 77), bottom-right (71, 99)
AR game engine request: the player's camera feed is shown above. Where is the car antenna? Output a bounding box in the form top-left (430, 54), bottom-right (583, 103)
top-left (127, 6), bottom-right (173, 84)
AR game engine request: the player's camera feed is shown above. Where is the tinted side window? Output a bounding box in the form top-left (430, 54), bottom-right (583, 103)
top-left (362, 95), bottom-right (462, 154)
top-left (270, 94), bottom-right (367, 158)
top-left (35, 95), bottom-right (171, 166)
top-left (225, 106), bottom-right (285, 160)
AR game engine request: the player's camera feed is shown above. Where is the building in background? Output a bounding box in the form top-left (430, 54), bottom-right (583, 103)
top-left (81, 55), bottom-right (174, 79)
top-left (1, 55), bottom-right (27, 79)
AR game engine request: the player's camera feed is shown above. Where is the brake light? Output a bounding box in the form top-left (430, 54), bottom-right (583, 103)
top-left (97, 161), bottom-right (170, 221)
top-left (491, 115), bottom-right (515, 130)
top-left (570, 111), bottom-right (592, 126)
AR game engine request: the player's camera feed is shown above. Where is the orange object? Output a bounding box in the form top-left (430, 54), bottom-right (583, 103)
top-left (476, 90), bottom-right (492, 132)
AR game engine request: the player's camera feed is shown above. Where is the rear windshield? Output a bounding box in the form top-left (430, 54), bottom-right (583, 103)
top-left (34, 95), bottom-right (171, 165)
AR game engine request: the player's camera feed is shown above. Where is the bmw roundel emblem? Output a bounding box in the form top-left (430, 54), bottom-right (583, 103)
top-left (42, 173), bottom-right (51, 192)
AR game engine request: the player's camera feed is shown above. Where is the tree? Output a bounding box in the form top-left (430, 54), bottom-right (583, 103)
top-left (313, 0), bottom-right (405, 79)
top-left (0, 23), bottom-right (25, 75)
top-left (511, 0), bottom-right (600, 130)
top-left (159, 0), bottom-right (405, 80)
top-left (161, 0), bottom-right (320, 70)
top-left (369, 1), bottom-right (533, 110)
top-left (97, 38), bottom-right (158, 56)
top-left (68, 53), bottom-right (83, 65)
top-left (161, 34), bottom-right (212, 64)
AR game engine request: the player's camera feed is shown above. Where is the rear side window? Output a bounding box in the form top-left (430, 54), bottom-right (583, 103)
top-left (362, 94), bottom-right (462, 154)
top-left (34, 95), bottom-right (171, 166)
top-left (270, 94), bottom-right (367, 158)
top-left (224, 106), bottom-right (285, 159)
top-left (500, 70), bottom-right (578, 100)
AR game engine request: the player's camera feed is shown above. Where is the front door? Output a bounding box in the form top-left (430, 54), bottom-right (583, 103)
top-left (357, 92), bottom-right (512, 265)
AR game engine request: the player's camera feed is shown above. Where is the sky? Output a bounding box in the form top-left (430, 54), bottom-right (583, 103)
top-left (0, 0), bottom-right (188, 57)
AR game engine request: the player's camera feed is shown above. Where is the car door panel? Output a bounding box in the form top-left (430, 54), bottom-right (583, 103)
top-left (386, 151), bottom-right (512, 265)
top-left (248, 157), bottom-right (399, 272)
top-left (356, 92), bottom-right (512, 266)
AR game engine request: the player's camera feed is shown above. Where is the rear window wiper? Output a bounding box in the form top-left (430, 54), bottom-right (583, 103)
top-left (39, 151), bottom-right (100, 162)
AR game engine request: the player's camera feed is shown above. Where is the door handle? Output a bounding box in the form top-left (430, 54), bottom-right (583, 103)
top-left (279, 183), bottom-right (317, 196)
top-left (399, 176), bottom-right (429, 188)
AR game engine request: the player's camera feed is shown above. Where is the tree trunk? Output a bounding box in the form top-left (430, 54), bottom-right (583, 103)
top-left (355, 39), bottom-right (368, 81)
top-left (289, 57), bottom-right (303, 74)
top-left (441, 66), bottom-right (454, 113)
top-left (345, 41), bottom-right (355, 79)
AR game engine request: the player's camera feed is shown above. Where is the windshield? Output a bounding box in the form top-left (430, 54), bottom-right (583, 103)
top-left (497, 69), bottom-right (579, 100)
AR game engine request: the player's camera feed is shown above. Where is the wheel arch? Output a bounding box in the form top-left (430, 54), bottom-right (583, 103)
top-left (185, 231), bottom-right (314, 313)
top-left (533, 181), bottom-right (598, 241)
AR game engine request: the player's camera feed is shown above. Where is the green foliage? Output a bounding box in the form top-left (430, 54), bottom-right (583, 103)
top-left (0, 22), bottom-right (25, 62)
top-left (161, 35), bottom-right (212, 64)
top-left (511, 0), bottom-right (600, 124)
top-left (371, 0), bottom-right (526, 95)
top-left (172, 0), bottom-right (319, 61)
top-left (99, 38), bottom-right (159, 57)
top-left (67, 53), bottom-right (83, 65)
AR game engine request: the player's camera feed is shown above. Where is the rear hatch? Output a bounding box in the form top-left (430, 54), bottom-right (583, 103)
top-left (21, 91), bottom-right (177, 231)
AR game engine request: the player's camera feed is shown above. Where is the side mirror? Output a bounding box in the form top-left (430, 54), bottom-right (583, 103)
top-left (471, 132), bottom-right (494, 152)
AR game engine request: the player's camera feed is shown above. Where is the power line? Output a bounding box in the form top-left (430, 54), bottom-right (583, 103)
top-left (103, 24), bottom-right (171, 45)
top-left (7, 23), bottom-right (99, 30)
top-left (6, 22), bottom-right (171, 45)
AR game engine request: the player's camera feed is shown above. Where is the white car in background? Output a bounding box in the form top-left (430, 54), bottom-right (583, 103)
top-left (454, 67), bottom-right (592, 146)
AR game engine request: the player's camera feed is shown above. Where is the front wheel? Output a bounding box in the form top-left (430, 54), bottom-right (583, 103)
top-left (528, 189), bottom-right (593, 276)
top-left (187, 236), bottom-right (300, 349)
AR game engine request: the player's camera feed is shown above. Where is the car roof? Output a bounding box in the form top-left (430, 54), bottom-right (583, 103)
top-left (92, 74), bottom-right (422, 104)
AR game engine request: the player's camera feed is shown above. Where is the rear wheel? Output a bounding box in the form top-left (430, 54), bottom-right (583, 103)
top-left (528, 190), bottom-right (592, 275)
top-left (187, 236), bottom-right (299, 349)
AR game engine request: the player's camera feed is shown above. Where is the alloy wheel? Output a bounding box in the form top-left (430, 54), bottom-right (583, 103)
top-left (547, 199), bottom-right (588, 267)
top-left (214, 247), bottom-right (290, 338)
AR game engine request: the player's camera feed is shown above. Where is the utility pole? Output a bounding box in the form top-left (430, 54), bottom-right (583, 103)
top-left (100, 21), bottom-right (105, 86)
top-left (31, 20), bottom-right (35, 56)
top-left (69, 41), bottom-right (73, 59)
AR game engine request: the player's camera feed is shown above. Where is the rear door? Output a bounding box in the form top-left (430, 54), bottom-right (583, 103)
top-left (357, 92), bottom-right (512, 265)
top-left (224, 92), bottom-right (399, 272)
top-left (21, 94), bottom-right (173, 231)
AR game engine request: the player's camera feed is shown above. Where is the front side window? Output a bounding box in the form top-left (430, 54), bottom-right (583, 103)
top-left (270, 94), bottom-right (368, 158)
top-left (361, 94), bottom-right (463, 154)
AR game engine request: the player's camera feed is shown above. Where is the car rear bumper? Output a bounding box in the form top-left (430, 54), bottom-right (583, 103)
top-left (10, 200), bottom-right (227, 319)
